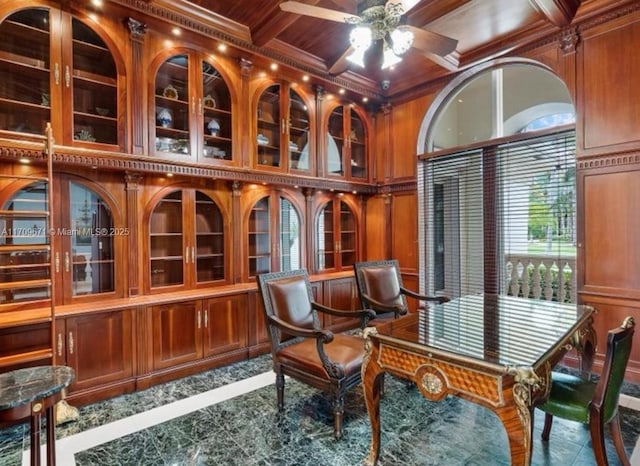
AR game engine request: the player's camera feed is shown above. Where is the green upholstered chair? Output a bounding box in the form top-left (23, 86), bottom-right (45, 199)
top-left (256, 269), bottom-right (375, 439)
top-left (353, 260), bottom-right (449, 325)
top-left (538, 316), bottom-right (635, 466)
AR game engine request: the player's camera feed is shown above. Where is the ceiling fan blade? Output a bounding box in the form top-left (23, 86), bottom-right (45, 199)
top-left (386, 0), bottom-right (421, 15)
top-left (407, 25), bottom-right (458, 57)
top-left (280, 1), bottom-right (360, 23)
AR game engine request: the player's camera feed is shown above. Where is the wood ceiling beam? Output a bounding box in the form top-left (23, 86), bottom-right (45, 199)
top-left (327, 46), bottom-right (353, 76)
top-left (528, 0), bottom-right (581, 26)
top-left (407, 0), bottom-right (474, 27)
top-left (252, 0), bottom-right (323, 47)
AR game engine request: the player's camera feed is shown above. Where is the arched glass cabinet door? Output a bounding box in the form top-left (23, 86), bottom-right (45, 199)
top-left (0, 9), bottom-right (121, 147)
top-left (248, 196), bottom-right (271, 277)
top-left (0, 181), bottom-right (51, 305)
top-left (326, 104), bottom-right (368, 180)
top-left (247, 194), bottom-right (302, 278)
top-left (201, 60), bottom-right (232, 161)
top-left (67, 182), bottom-right (115, 296)
top-left (71, 18), bottom-right (118, 145)
top-left (288, 88), bottom-right (311, 172)
top-left (154, 54), bottom-right (191, 158)
top-left (194, 191), bottom-right (224, 283)
top-left (256, 84), bottom-right (282, 168)
top-left (279, 197), bottom-right (301, 271)
top-left (316, 199), bottom-right (357, 271)
top-left (149, 191), bottom-right (184, 287)
top-left (0, 9), bottom-right (51, 137)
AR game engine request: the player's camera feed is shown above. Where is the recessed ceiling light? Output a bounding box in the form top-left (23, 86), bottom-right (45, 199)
top-left (171, 27), bottom-right (181, 36)
top-left (362, 97), bottom-right (368, 103)
top-left (302, 75), bottom-right (310, 82)
top-left (166, 173), bottom-right (174, 177)
top-left (270, 63), bottom-right (278, 71)
top-left (217, 43), bottom-right (227, 52)
top-left (338, 88), bottom-right (345, 95)
top-left (19, 158), bottom-right (30, 164)
top-left (91, 0), bottom-right (103, 7)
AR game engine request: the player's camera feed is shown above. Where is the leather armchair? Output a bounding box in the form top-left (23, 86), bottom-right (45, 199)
top-left (353, 259), bottom-right (449, 325)
top-left (538, 316), bottom-right (635, 466)
top-left (256, 269), bottom-right (375, 439)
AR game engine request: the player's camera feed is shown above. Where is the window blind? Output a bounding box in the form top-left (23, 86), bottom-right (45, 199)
top-left (421, 129), bottom-right (576, 301)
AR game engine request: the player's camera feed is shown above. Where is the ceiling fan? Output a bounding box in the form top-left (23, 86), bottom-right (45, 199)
top-left (280, 0), bottom-right (458, 71)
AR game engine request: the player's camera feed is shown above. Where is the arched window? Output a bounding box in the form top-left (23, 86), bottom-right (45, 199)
top-left (418, 60), bottom-right (577, 303)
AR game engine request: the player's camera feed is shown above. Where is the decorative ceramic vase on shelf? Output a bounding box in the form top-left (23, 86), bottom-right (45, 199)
top-left (157, 108), bottom-right (173, 128)
top-left (257, 133), bottom-right (269, 146)
top-left (207, 118), bottom-right (220, 136)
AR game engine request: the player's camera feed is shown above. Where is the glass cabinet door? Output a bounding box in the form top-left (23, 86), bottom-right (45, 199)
top-left (154, 54), bottom-right (191, 157)
top-left (327, 107), bottom-right (344, 176)
top-left (68, 182), bottom-right (114, 296)
top-left (71, 18), bottom-right (118, 145)
top-left (248, 197), bottom-right (271, 278)
top-left (326, 105), bottom-right (368, 180)
top-left (0, 182), bottom-right (51, 305)
top-left (256, 84), bottom-right (282, 168)
top-left (349, 111), bottom-right (367, 179)
top-left (288, 89), bottom-right (310, 171)
top-left (0, 9), bottom-right (51, 136)
top-left (316, 201), bottom-right (335, 270)
top-left (316, 199), bottom-right (357, 272)
top-left (194, 191), bottom-right (224, 283)
top-left (340, 201), bottom-right (357, 267)
top-left (149, 191), bottom-right (184, 288)
top-left (279, 198), bottom-right (301, 272)
top-left (201, 61), bottom-right (232, 161)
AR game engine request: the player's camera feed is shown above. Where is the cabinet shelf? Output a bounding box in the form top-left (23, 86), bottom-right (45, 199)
top-left (0, 51), bottom-right (49, 74)
top-left (204, 134), bottom-right (231, 143)
top-left (150, 232), bottom-right (183, 237)
top-left (0, 278), bottom-right (50, 291)
top-left (151, 255), bottom-right (183, 261)
top-left (0, 209), bottom-right (49, 217)
top-left (73, 110), bottom-right (117, 123)
top-left (73, 69), bottom-right (117, 88)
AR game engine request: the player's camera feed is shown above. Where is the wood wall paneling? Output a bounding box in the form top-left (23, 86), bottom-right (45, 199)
top-left (391, 192), bottom-right (419, 270)
top-left (582, 169), bottom-right (640, 295)
top-left (579, 11), bottom-right (640, 153)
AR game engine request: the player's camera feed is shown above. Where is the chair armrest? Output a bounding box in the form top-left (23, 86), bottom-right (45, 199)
top-left (267, 314), bottom-right (334, 343)
top-left (400, 286), bottom-right (449, 303)
top-left (361, 292), bottom-right (407, 317)
top-left (312, 301), bottom-right (376, 321)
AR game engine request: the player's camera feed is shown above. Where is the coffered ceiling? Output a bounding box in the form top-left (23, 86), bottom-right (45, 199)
top-left (133, 0), bottom-right (608, 99)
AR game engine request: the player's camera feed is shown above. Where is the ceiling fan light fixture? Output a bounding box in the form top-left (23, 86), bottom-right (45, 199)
top-left (390, 26), bottom-right (414, 56)
top-left (349, 25), bottom-right (373, 50)
top-left (346, 47), bottom-right (368, 68)
top-left (381, 45), bottom-right (402, 69)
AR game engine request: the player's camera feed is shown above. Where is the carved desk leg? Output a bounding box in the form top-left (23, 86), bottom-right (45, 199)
top-left (362, 328), bottom-right (384, 466)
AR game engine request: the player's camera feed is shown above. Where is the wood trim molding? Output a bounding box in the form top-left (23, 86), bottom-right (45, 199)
top-left (577, 151), bottom-right (640, 170)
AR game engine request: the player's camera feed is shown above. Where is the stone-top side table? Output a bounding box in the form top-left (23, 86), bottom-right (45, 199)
top-left (0, 366), bottom-right (75, 466)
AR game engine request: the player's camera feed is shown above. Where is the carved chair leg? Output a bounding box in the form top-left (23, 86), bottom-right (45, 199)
top-left (541, 412), bottom-right (553, 441)
top-left (333, 394), bottom-right (345, 440)
top-left (276, 373), bottom-right (285, 412)
top-left (609, 413), bottom-right (631, 466)
top-left (589, 416), bottom-right (609, 466)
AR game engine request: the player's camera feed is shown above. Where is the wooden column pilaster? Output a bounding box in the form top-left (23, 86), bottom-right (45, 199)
top-left (124, 172), bottom-right (142, 296)
top-left (127, 18), bottom-right (147, 155)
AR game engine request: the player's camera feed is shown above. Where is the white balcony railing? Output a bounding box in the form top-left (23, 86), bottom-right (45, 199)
top-left (505, 254), bottom-right (576, 304)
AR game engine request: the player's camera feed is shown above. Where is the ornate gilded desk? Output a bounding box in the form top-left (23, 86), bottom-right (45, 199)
top-left (361, 295), bottom-right (595, 466)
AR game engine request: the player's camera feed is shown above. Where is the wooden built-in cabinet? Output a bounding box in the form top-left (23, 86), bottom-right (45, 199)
top-left (254, 82), bottom-right (314, 173)
top-left (323, 102), bottom-right (369, 180)
top-left (146, 188), bottom-right (227, 291)
top-left (151, 52), bottom-right (234, 163)
top-left (56, 310), bottom-right (134, 399)
top-left (151, 294), bottom-right (248, 372)
top-left (0, 7), bottom-right (124, 150)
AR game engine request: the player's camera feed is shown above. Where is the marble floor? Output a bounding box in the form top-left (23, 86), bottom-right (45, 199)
top-left (1, 355), bottom-right (640, 466)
